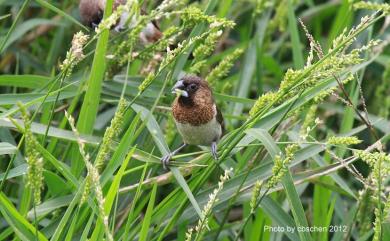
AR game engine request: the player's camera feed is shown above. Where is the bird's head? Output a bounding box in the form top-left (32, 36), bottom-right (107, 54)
top-left (171, 76), bottom-right (214, 107)
top-left (79, 0), bottom-right (105, 28)
top-left (171, 76), bottom-right (211, 101)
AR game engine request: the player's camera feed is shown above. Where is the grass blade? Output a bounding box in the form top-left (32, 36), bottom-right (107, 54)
top-left (287, 0), bottom-right (305, 69)
top-left (0, 192), bottom-right (48, 241)
top-left (89, 146), bottom-right (136, 240)
top-left (171, 167), bottom-right (203, 219)
top-left (139, 183), bottom-right (157, 241)
top-left (0, 142), bottom-right (16, 155)
top-left (34, 0), bottom-right (88, 31)
top-left (72, 0), bottom-right (114, 176)
top-left (248, 129), bottom-right (312, 241)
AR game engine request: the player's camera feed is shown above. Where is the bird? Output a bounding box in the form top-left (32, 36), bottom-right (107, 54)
top-left (161, 75), bottom-right (224, 169)
top-left (79, 0), bottom-right (162, 43)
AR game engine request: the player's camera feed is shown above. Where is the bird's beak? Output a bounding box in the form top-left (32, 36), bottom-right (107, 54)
top-left (171, 80), bottom-right (188, 97)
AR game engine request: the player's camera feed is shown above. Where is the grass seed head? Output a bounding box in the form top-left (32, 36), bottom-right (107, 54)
top-left (250, 180), bottom-right (263, 213)
top-left (266, 145), bottom-right (298, 189)
top-left (18, 102), bottom-right (44, 204)
top-left (95, 97), bottom-right (128, 170)
top-left (354, 1), bottom-right (390, 14)
top-left (60, 31), bottom-right (89, 76)
top-left (327, 136), bottom-right (362, 146)
top-left (249, 92), bottom-right (278, 117)
top-left (206, 48), bottom-right (243, 85)
top-left (138, 72), bottom-right (155, 93)
top-left (190, 168), bottom-right (232, 240)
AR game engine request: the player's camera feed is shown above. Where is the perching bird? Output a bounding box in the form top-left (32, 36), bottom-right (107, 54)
top-left (161, 75), bottom-right (224, 169)
top-left (79, 0), bottom-right (162, 43)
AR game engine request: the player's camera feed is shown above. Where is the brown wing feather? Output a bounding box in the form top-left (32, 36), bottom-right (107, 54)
top-left (216, 106), bottom-right (225, 135)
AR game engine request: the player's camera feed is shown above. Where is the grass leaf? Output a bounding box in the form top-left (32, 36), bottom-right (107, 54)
top-left (0, 192), bottom-right (48, 241)
top-left (0, 142), bottom-right (16, 155)
top-left (139, 183), bottom-right (158, 241)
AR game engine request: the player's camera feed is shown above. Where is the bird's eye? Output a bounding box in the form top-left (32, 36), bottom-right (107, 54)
top-left (189, 84), bottom-right (197, 90)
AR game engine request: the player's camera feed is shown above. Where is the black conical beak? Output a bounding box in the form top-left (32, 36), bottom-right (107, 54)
top-left (171, 80), bottom-right (188, 97)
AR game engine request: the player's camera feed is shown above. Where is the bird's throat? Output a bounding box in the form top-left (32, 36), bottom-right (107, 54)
top-left (178, 96), bottom-right (194, 107)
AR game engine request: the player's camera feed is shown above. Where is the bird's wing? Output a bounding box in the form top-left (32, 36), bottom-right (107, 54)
top-left (216, 106), bottom-right (225, 135)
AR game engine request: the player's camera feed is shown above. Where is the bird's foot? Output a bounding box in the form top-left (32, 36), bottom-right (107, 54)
top-left (114, 25), bottom-right (125, 32)
top-left (160, 143), bottom-right (187, 170)
top-left (211, 142), bottom-right (218, 160)
top-left (92, 22), bottom-right (98, 29)
top-left (160, 154), bottom-right (172, 170)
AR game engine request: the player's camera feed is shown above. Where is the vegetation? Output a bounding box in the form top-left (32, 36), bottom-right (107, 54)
top-left (1, 0), bottom-right (390, 240)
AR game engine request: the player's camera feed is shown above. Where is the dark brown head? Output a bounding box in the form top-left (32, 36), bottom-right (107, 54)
top-left (79, 0), bottom-right (104, 28)
top-left (171, 75), bottom-right (213, 106)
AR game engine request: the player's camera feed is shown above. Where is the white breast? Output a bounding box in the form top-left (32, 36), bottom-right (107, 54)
top-left (175, 105), bottom-right (222, 146)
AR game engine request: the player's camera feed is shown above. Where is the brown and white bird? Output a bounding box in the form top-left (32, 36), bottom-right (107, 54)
top-left (79, 0), bottom-right (162, 43)
top-left (161, 75), bottom-right (224, 169)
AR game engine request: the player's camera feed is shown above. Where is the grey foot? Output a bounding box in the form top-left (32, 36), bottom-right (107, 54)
top-left (161, 154), bottom-right (172, 170)
top-left (160, 143), bottom-right (187, 170)
top-left (92, 22), bottom-right (98, 29)
top-left (211, 142), bottom-right (218, 160)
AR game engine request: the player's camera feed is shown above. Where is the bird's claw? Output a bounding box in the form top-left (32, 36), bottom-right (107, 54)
top-left (160, 143), bottom-right (187, 170)
top-left (161, 154), bottom-right (172, 170)
top-left (91, 22), bottom-right (98, 29)
top-left (114, 25), bottom-right (125, 32)
top-left (211, 142), bottom-right (218, 160)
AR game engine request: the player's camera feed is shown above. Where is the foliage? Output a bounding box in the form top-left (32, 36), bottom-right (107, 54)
top-left (1, 0), bottom-right (390, 241)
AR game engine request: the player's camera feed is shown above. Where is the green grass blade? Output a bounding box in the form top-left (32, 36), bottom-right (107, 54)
top-left (261, 196), bottom-right (300, 241)
top-left (72, 0), bottom-right (114, 176)
top-left (0, 91), bottom-right (75, 105)
top-left (232, 41), bottom-right (255, 121)
top-left (282, 172), bottom-right (313, 241)
top-left (287, 0), bottom-right (305, 69)
top-left (1, 19), bottom-right (63, 52)
top-left (101, 113), bottom-right (141, 185)
top-left (0, 142), bottom-right (16, 155)
top-left (0, 164), bottom-right (27, 181)
top-left (328, 0), bottom-right (353, 47)
top-left (0, 75), bottom-right (49, 88)
top-left (331, 205), bottom-right (357, 241)
top-left (0, 192), bottom-right (48, 241)
top-left (171, 167), bottom-right (203, 219)
top-left (50, 186), bottom-right (83, 241)
top-left (90, 146), bottom-right (136, 240)
top-left (0, 0), bottom-right (30, 53)
top-left (0, 227), bottom-right (13, 241)
top-left (122, 162), bottom-right (149, 239)
top-left (1, 1), bottom-right (388, 240)
top-left (105, 146), bottom-right (136, 213)
top-left (139, 183), bottom-right (158, 241)
top-left (131, 104), bottom-right (169, 154)
top-left (64, 209), bottom-right (79, 241)
top-left (248, 129), bottom-right (312, 241)
top-left (34, 0), bottom-right (88, 31)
